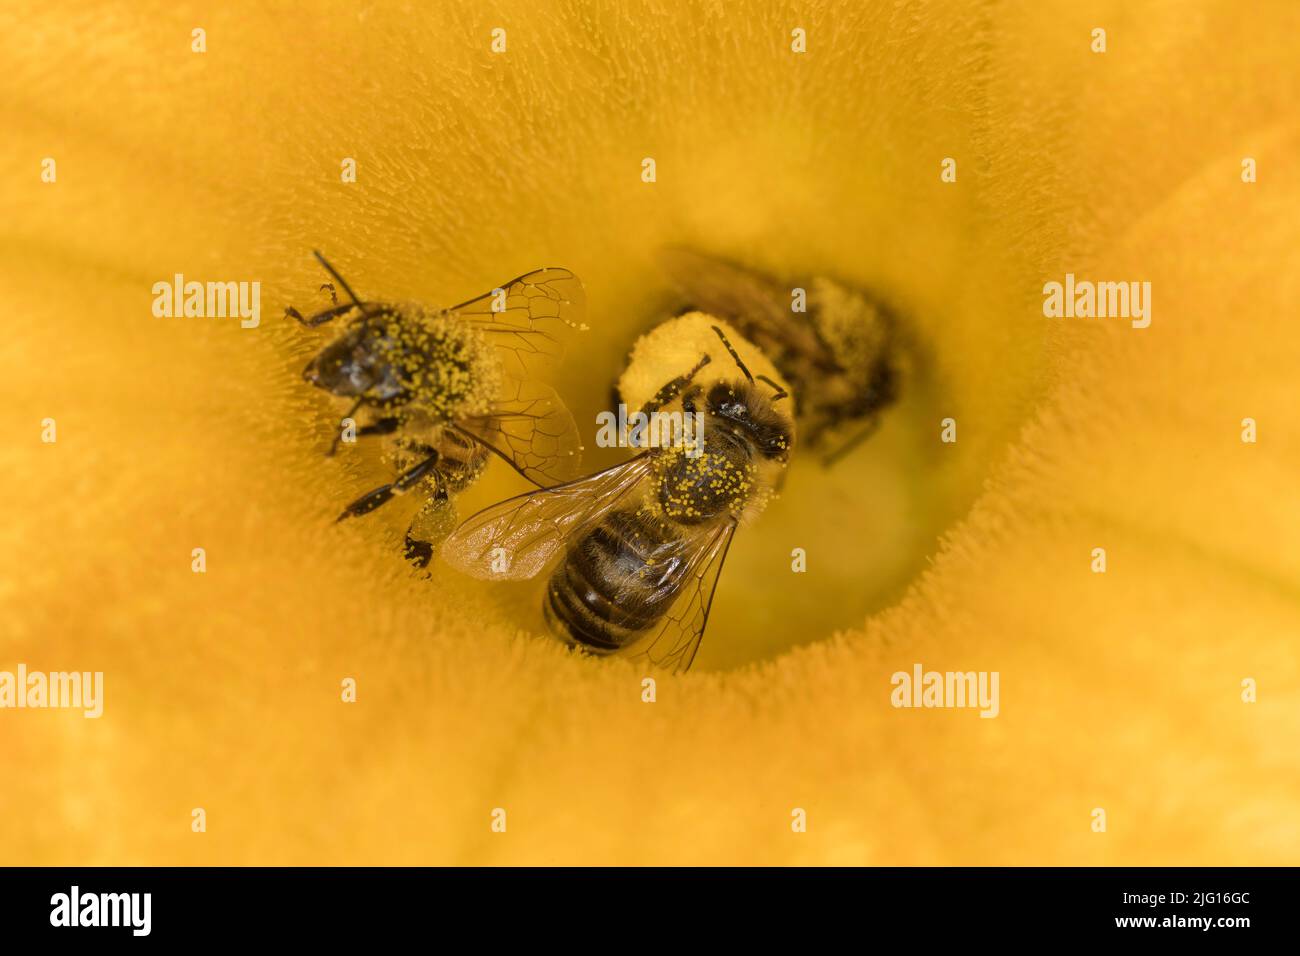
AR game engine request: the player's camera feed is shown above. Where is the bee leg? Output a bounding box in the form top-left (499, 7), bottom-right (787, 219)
top-left (335, 451), bottom-right (441, 523)
top-left (326, 398), bottom-right (365, 456)
top-left (312, 251), bottom-right (365, 309)
top-left (404, 535), bottom-right (435, 570)
top-left (820, 416), bottom-right (882, 467)
top-left (357, 417), bottom-right (401, 438)
top-left (319, 282), bottom-right (338, 306)
top-left (288, 301), bottom-right (358, 328)
top-left (638, 352), bottom-right (712, 416)
top-left (403, 475), bottom-right (452, 570)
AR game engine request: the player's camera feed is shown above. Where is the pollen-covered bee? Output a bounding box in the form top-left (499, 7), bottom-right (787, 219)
top-left (288, 251), bottom-right (585, 566)
top-left (442, 318), bottom-right (793, 673)
top-left (657, 248), bottom-right (905, 465)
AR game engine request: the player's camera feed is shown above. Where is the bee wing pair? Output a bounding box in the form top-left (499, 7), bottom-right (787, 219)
top-left (456, 376), bottom-right (582, 489)
top-left (442, 454), bottom-right (738, 674)
top-left (452, 268), bottom-right (586, 487)
top-left (657, 247), bottom-right (838, 373)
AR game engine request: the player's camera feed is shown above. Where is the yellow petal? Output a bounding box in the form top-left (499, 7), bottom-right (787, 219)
top-left (1, 0), bottom-right (1297, 865)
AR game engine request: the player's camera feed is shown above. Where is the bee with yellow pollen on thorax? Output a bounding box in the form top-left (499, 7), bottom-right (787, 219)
top-left (290, 252), bottom-right (586, 567)
top-left (442, 313), bottom-right (794, 671)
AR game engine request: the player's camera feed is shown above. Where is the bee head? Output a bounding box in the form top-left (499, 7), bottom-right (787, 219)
top-left (303, 324), bottom-right (394, 398)
top-left (695, 380), bottom-right (792, 461)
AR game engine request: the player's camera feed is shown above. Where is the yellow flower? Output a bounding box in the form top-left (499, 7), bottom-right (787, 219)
top-left (1, 0), bottom-right (1297, 864)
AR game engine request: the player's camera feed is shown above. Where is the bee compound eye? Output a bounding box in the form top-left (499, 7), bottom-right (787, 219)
top-left (706, 381), bottom-right (735, 409)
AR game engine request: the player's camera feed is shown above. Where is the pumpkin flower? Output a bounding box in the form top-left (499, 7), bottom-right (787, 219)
top-left (1, 0), bottom-right (1298, 865)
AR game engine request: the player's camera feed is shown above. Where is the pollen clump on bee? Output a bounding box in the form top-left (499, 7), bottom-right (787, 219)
top-left (379, 307), bottom-right (501, 423)
top-left (807, 278), bottom-right (895, 386)
top-left (616, 312), bottom-right (795, 422)
top-left (620, 314), bottom-right (793, 535)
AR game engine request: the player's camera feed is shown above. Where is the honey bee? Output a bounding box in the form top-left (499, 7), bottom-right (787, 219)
top-left (288, 251), bottom-right (585, 566)
top-left (442, 324), bottom-right (793, 672)
top-left (657, 248), bottom-right (904, 465)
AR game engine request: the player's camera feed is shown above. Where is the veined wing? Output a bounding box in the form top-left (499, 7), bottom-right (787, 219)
top-left (451, 267), bottom-right (586, 379)
top-left (657, 248), bottom-right (835, 369)
top-left (441, 454), bottom-right (654, 581)
top-left (626, 518), bottom-right (737, 675)
top-left (457, 378), bottom-right (582, 488)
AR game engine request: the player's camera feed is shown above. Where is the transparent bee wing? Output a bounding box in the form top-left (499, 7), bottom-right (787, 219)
top-left (443, 269), bottom-right (585, 487)
top-left (657, 248), bottom-right (834, 367)
top-left (626, 518), bottom-right (738, 675)
top-left (456, 378), bottom-right (583, 488)
top-left (450, 267), bottom-right (586, 380)
top-left (441, 454), bottom-right (655, 581)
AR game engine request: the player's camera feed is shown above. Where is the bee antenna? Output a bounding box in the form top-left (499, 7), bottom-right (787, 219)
top-left (312, 250), bottom-right (365, 309)
top-left (756, 374), bottom-right (787, 401)
top-left (709, 325), bottom-right (754, 384)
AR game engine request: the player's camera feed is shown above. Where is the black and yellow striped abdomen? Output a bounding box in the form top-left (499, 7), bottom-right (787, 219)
top-left (545, 508), bottom-right (694, 654)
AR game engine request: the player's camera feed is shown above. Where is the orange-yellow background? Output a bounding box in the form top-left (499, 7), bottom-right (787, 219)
top-left (1, 0), bottom-right (1297, 864)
